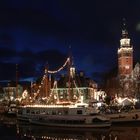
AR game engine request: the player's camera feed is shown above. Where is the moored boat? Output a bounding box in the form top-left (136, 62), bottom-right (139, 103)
top-left (106, 109), bottom-right (140, 124)
top-left (17, 103), bottom-right (111, 128)
top-left (6, 103), bottom-right (17, 117)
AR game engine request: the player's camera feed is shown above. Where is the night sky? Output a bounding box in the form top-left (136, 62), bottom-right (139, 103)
top-left (0, 0), bottom-right (140, 85)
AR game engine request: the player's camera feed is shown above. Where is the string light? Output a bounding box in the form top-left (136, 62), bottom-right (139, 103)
top-left (34, 57), bottom-right (70, 97)
top-left (46, 81), bottom-right (57, 103)
top-left (32, 56), bottom-right (90, 104)
top-left (48, 57), bottom-right (70, 74)
top-left (73, 80), bottom-right (83, 100)
top-left (118, 47), bottom-right (133, 54)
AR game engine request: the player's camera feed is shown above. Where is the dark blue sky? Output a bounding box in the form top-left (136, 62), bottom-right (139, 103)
top-left (0, 0), bottom-right (140, 84)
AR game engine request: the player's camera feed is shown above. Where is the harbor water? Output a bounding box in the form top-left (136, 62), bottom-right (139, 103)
top-left (0, 115), bottom-right (140, 140)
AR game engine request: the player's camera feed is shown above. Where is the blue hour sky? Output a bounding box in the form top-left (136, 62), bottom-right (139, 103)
top-left (0, 0), bottom-right (140, 85)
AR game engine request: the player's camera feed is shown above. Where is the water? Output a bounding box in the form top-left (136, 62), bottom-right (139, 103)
top-left (17, 125), bottom-right (140, 140)
top-left (0, 116), bottom-right (140, 140)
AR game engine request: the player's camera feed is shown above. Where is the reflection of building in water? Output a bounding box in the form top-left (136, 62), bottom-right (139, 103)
top-left (110, 126), bottom-right (140, 140)
top-left (17, 124), bottom-right (110, 140)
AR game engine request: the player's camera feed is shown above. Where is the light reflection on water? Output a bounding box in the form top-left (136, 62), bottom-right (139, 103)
top-left (0, 116), bottom-right (140, 140)
top-left (17, 123), bottom-right (110, 140)
top-left (16, 123), bottom-right (140, 140)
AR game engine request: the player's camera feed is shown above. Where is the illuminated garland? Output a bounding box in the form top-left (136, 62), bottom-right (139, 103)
top-left (74, 80), bottom-right (82, 94)
top-left (35, 57), bottom-right (70, 95)
top-left (46, 81), bottom-right (57, 103)
top-left (48, 57), bottom-right (70, 74)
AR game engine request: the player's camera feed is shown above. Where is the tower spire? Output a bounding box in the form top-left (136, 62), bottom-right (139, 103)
top-left (122, 18), bottom-right (126, 28)
top-left (122, 18), bottom-right (128, 38)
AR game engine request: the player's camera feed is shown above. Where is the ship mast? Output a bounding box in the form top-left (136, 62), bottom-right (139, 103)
top-left (16, 64), bottom-right (18, 98)
top-left (67, 46), bottom-right (75, 102)
top-left (44, 64), bottom-right (49, 98)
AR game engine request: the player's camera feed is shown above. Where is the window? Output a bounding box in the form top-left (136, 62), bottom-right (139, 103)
top-left (77, 110), bottom-right (82, 114)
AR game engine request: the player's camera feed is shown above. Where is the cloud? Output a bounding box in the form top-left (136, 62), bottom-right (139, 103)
top-left (0, 48), bottom-right (67, 81)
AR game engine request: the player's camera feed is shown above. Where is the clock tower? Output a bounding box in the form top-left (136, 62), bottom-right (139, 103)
top-left (118, 22), bottom-right (133, 77)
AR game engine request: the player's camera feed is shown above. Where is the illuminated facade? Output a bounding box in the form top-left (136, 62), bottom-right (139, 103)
top-left (117, 23), bottom-right (140, 98)
top-left (31, 57), bottom-right (98, 104)
top-left (102, 21), bottom-right (140, 99)
top-left (3, 84), bottom-right (23, 99)
top-left (118, 25), bottom-right (133, 77)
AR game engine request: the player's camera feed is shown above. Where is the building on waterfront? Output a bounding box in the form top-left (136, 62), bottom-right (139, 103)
top-left (117, 22), bottom-right (134, 97)
top-left (117, 23), bottom-right (140, 98)
top-left (3, 82), bottom-right (23, 100)
top-left (3, 85), bottom-right (23, 100)
top-left (105, 21), bottom-right (140, 99)
top-left (0, 86), bottom-right (4, 100)
top-left (31, 57), bottom-right (99, 104)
